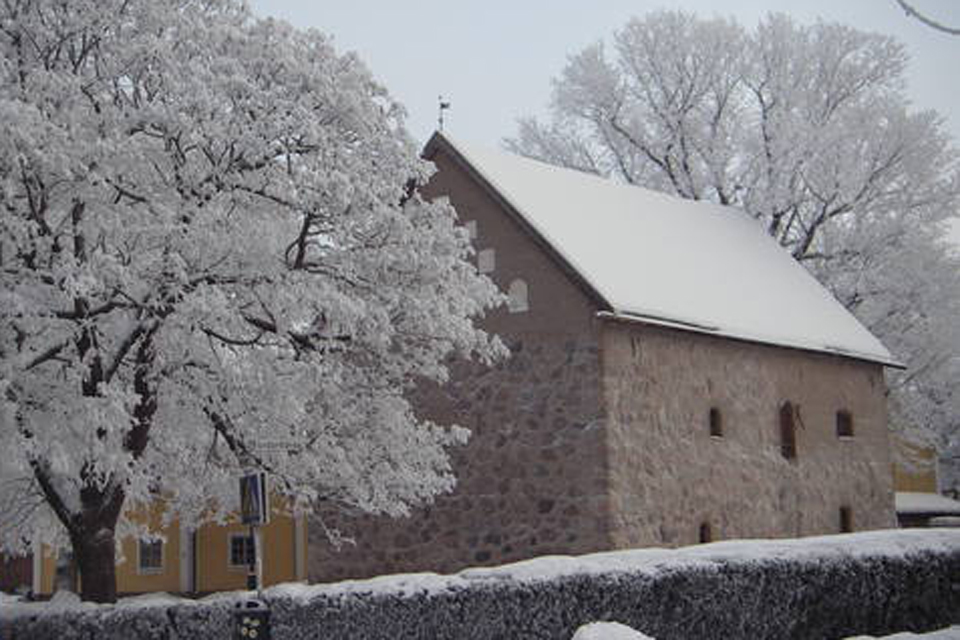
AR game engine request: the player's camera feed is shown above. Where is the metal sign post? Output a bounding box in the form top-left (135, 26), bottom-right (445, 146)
top-left (235, 471), bottom-right (271, 639)
top-left (239, 472), bottom-right (269, 594)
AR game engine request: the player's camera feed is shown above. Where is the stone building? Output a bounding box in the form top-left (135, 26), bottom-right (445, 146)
top-left (307, 132), bottom-right (899, 583)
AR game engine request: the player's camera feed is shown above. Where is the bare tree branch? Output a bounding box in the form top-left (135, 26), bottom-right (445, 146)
top-left (895, 0), bottom-right (960, 35)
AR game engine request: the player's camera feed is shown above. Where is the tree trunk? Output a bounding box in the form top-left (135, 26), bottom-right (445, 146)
top-left (71, 525), bottom-right (118, 604)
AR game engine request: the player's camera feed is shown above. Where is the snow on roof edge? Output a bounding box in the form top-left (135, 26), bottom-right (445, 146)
top-left (598, 311), bottom-right (904, 369)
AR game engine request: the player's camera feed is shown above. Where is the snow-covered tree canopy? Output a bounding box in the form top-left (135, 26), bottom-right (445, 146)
top-left (508, 11), bottom-right (960, 454)
top-left (0, 0), bottom-right (503, 600)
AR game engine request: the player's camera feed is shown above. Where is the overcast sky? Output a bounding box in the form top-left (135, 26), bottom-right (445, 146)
top-left (247, 0), bottom-right (960, 240)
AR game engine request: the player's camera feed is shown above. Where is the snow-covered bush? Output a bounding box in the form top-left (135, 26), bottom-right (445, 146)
top-left (3, 530), bottom-right (957, 640)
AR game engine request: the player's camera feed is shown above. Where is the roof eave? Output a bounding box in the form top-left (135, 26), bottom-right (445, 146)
top-left (597, 310), bottom-right (904, 369)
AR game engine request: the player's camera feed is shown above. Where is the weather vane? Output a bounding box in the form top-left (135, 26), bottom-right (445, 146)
top-left (438, 95), bottom-right (451, 132)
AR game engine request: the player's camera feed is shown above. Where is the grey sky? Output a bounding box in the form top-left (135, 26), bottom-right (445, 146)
top-left (248, 0), bottom-right (960, 240)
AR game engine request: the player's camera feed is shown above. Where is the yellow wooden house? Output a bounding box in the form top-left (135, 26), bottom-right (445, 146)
top-left (893, 438), bottom-right (939, 494)
top-left (27, 496), bottom-right (307, 597)
top-left (891, 437), bottom-right (960, 527)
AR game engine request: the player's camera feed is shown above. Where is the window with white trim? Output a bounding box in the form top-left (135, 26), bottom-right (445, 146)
top-left (138, 539), bottom-right (163, 574)
top-left (229, 532), bottom-right (255, 568)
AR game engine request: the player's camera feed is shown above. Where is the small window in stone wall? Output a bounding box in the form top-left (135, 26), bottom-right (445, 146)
top-left (836, 410), bottom-right (854, 438)
top-left (477, 248), bottom-right (495, 274)
top-left (779, 402), bottom-right (797, 460)
top-left (465, 220), bottom-right (478, 240)
top-left (709, 407), bottom-right (723, 437)
top-left (839, 506), bottom-right (854, 533)
top-left (507, 279), bottom-right (529, 313)
top-left (698, 522), bottom-right (713, 544)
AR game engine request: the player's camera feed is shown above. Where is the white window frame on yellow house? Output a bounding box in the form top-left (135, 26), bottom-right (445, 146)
top-left (227, 532), bottom-right (255, 571)
top-left (137, 538), bottom-right (164, 575)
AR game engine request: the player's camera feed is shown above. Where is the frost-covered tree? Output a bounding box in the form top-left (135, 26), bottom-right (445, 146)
top-left (0, 0), bottom-right (503, 602)
top-left (508, 11), bottom-right (960, 454)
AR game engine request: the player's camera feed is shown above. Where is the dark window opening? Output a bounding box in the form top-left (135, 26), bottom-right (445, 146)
top-left (699, 522), bottom-right (713, 544)
top-left (779, 402), bottom-right (797, 460)
top-left (836, 410), bottom-right (854, 438)
top-left (709, 407), bottom-right (723, 437)
top-left (839, 506), bottom-right (853, 533)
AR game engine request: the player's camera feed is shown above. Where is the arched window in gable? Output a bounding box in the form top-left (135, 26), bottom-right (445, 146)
top-left (507, 279), bottom-right (529, 313)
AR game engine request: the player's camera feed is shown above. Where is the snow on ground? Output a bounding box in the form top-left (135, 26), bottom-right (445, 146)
top-left (568, 621), bottom-right (960, 640)
top-left (895, 492), bottom-right (960, 515)
top-left (109, 591), bottom-right (198, 609)
top-left (573, 621), bottom-right (655, 639)
top-left (0, 590), bottom-right (206, 619)
top-left (847, 627), bottom-right (960, 639)
top-left (44, 590), bottom-right (84, 611)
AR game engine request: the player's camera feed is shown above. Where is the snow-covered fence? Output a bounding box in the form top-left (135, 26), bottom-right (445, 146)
top-left (3, 530), bottom-right (958, 640)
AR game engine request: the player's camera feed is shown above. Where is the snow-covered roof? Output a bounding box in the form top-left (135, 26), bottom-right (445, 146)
top-left (427, 133), bottom-right (897, 367)
top-left (895, 491), bottom-right (960, 516)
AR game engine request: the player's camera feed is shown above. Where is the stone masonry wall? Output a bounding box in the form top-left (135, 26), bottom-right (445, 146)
top-left (306, 143), bottom-right (612, 582)
top-left (601, 319), bottom-right (895, 548)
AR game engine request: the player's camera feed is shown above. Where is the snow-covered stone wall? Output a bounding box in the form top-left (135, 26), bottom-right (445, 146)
top-left (3, 530), bottom-right (958, 640)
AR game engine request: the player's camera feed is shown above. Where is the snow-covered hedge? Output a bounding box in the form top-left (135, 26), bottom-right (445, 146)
top-left (3, 530), bottom-right (958, 640)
